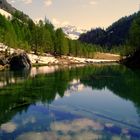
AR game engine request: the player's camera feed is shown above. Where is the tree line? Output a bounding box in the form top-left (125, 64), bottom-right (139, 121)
top-left (0, 11), bottom-right (103, 58)
top-left (79, 11), bottom-right (140, 56)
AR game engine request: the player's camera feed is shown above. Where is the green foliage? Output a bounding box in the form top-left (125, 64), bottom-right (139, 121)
top-left (112, 11), bottom-right (140, 56)
top-left (0, 13), bottom-right (103, 58)
top-left (79, 13), bottom-right (137, 48)
top-left (0, 14), bottom-right (17, 48)
top-left (13, 10), bottom-right (30, 23)
top-left (129, 12), bottom-right (140, 50)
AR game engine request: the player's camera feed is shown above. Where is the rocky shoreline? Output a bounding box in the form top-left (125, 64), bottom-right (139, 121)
top-left (0, 43), bottom-right (120, 71)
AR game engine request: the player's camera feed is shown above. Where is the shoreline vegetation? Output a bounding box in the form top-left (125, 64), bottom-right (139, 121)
top-left (0, 43), bottom-right (120, 71)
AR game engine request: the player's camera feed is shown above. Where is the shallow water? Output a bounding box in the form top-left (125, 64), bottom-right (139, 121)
top-left (0, 64), bottom-right (140, 140)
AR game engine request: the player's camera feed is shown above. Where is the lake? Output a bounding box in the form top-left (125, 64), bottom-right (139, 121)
top-left (0, 64), bottom-right (140, 140)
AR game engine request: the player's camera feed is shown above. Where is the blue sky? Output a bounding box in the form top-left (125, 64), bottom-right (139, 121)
top-left (7, 0), bottom-right (139, 29)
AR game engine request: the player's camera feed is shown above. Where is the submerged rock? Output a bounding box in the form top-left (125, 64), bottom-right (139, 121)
top-left (9, 52), bottom-right (31, 70)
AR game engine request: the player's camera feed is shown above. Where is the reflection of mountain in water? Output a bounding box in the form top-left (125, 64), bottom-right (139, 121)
top-left (0, 64), bottom-right (140, 125)
top-left (68, 79), bottom-right (85, 92)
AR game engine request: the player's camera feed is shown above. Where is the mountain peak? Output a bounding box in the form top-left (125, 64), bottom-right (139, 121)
top-left (62, 25), bottom-right (87, 40)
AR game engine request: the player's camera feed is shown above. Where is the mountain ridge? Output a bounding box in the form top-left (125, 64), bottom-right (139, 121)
top-left (79, 13), bottom-right (137, 48)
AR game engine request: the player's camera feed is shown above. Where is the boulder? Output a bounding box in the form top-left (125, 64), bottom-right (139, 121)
top-left (0, 57), bottom-right (8, 66)
top-left (9, 52), bottom-right (31, 70)
top-left (0, 65), bottom-right (4, 71)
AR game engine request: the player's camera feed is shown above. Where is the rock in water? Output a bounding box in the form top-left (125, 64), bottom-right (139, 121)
top-left (9, 53), bottom-right (31, 70)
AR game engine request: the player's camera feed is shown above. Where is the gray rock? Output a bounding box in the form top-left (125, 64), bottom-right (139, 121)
top-left (9, 52), bottom-right (31, 70)
top-left (0, 57), bottom-right (7, 66)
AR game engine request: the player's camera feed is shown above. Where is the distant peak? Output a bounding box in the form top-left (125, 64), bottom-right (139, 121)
top-left (62, 25), bottom-right (87, 40)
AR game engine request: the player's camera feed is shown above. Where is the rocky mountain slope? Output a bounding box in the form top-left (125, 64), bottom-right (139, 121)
top-left (0, 0), bottom-right (15, 13)
top-left (79, 13), bottom-right (137, 48)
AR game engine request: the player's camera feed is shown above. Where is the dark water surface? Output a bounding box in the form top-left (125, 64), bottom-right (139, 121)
top-left (0, 64), bottom-right (140, 140)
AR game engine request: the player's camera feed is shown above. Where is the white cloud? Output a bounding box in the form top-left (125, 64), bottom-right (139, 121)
top-left (8, 0), bottom-right (32, 4)
top-left (52, 18), bottom-right (60, 26)
top-left (44, 0), bottom-right (53, 7)
top-left (61, 21), bottom-right (69, 26)
top-left (23, 0), bottom-right (32, 4)
top-left (9, 0), bottom-right (15, 3)
top-left (89, 0), bottom-right (98, 5)
top-left (16, 119), bottom-right (103, 140)
top-left (81, 0), bottom-right (98, 8)
top-left (7, 0), bottom-right (15, 3)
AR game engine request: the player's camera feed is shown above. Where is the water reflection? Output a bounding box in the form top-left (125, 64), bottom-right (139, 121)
top-left (30, 66), bottom-right (59, 77)
top-left (0, 64), bottom-right (140, 139)
top-left (0, 66), bottom-right (60, 88)
top-left (0, 65), bottom-right (86, 88)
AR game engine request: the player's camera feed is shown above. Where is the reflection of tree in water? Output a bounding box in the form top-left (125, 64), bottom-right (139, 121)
top-left (0, 65), bottom-right (140, 125)
top-left (0, 69), bottom-right (30, 87)
top-left (0, 67), bottom-right (82, 125)
top-left (80, 65), bottom-right (140, 117)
